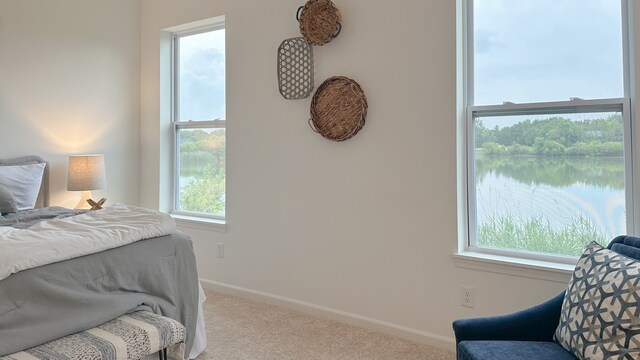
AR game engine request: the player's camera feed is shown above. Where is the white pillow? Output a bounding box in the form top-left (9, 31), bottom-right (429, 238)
top-left (0, 183), bottom-right (18, 214)
top-left (0, 163), bottom-right (45, 211)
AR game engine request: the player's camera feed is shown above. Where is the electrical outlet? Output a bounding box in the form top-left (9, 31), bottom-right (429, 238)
top-left (217, 243), bottom-right (224, 258)
top-left (461, 286), bottom-right (475, 308)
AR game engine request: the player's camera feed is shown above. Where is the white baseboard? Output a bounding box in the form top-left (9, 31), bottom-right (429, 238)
top-left (199, 278), bottom-right (456, 352)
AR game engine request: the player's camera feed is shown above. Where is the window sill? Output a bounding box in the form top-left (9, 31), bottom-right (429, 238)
top-left (452, 251), bottom-right (574, 283)
top-left (171, 214), bottom-right (226, 233)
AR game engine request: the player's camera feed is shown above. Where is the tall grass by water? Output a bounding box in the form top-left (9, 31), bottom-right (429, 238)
top-left (477, 213), bottom-right (607, 256)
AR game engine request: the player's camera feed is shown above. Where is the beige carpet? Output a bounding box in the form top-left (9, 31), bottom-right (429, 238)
top-left (196, 289), bottom-right (455, 360)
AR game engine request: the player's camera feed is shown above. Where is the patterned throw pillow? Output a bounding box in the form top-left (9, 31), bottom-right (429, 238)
top-left (555, 241), bottom-right (640, 359)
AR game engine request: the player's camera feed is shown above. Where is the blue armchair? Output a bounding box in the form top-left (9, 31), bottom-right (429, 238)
top-left (452, 235), bottom-right (640, 360)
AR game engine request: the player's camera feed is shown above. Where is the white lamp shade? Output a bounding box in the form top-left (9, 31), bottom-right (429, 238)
top-left (67, 155), bottom-right (106, 191)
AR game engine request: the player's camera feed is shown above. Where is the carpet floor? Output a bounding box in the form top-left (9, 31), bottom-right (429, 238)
top-left (196, 289), bottom-right (455, 360)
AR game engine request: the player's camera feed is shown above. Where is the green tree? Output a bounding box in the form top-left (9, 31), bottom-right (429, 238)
top-left (475, 115), bottom-right (622, 157)
top-left (475, 121), bottom-right (496, 148)
top-left (534, 139), bottom-right (565, 156)
top-left (179, 166), bottom-right (225, 215)
top-left (482, 142), bottom-right (507, 155)
top-left (178, 128), bottom-right (227, 215)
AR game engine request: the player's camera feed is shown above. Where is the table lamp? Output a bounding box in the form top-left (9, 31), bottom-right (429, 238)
top-left (67, 154), bottom-right (107, 210)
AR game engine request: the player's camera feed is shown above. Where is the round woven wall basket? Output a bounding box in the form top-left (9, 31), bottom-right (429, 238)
top-left (309, 76), bottom-right (367, 142)
top-left (297, 0), bottom-right (342, 46)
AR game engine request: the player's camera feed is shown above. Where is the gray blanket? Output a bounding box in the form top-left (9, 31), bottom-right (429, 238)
top-left (0, 206), bottom-right (85, 228)
top-left (0, 209), bottom-right (199, 357)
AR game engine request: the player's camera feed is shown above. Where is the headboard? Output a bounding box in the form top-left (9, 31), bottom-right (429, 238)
top-left (0, 155), bottom-right (50, 208)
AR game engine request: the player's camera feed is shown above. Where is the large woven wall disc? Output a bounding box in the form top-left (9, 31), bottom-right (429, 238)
top-left (297, 0), bottom-right (342, 46)
top-left (309, 76), bottom-right (367, 142)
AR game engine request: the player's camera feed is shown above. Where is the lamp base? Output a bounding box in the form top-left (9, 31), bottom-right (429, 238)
top-left (87, 197), bottom-right (106, 210)
top-left (74, 191), bottom-right (93, 210)
top-left (74, 191), bottom-right (106, 210)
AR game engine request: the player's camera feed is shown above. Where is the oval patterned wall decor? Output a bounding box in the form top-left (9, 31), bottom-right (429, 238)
top-left (277, 37), bottom-right (314, 100)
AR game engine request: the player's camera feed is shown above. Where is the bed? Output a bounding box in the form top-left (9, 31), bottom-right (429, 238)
top-left (0, 156), bottom-right (206, 359)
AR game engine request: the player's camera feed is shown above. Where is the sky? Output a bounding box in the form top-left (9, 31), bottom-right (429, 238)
top-left (473, 0), bottom-right (624, 107)
top-left (174, 2), bottom-right (623, 125)
top-left (178, 29), bottom-right (225, 121)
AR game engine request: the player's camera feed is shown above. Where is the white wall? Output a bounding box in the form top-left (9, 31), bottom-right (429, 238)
top-left (7, 0), bottom-right (631, 351)
top-left (138, 0), bottom-right (603, 350)
top-left (0, 0), bottom-right (140, 207)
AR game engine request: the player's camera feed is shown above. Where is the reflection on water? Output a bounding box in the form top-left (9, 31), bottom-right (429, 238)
top-left (476, 154), bottom-right (626, 245)
top-left (476, 155), bottom-right (624, 190)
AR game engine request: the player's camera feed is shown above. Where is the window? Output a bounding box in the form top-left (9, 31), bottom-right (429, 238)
top-left (464, 0), bottom-right (633, 261)
top-left (172, 23), bottom-right (226, 219)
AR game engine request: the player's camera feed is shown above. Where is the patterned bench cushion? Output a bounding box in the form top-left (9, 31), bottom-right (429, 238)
top-left (1, 311), bottom-right (186, 360)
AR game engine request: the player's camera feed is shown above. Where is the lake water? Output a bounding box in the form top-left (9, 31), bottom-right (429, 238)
top-left (475, 155), bottom-right (626, 240)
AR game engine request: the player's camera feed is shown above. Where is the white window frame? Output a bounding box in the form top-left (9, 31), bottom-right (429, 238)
top-left (170, 21), bottom-right (226, 221)
top-left (461, 0), bottom-right (636, 264)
